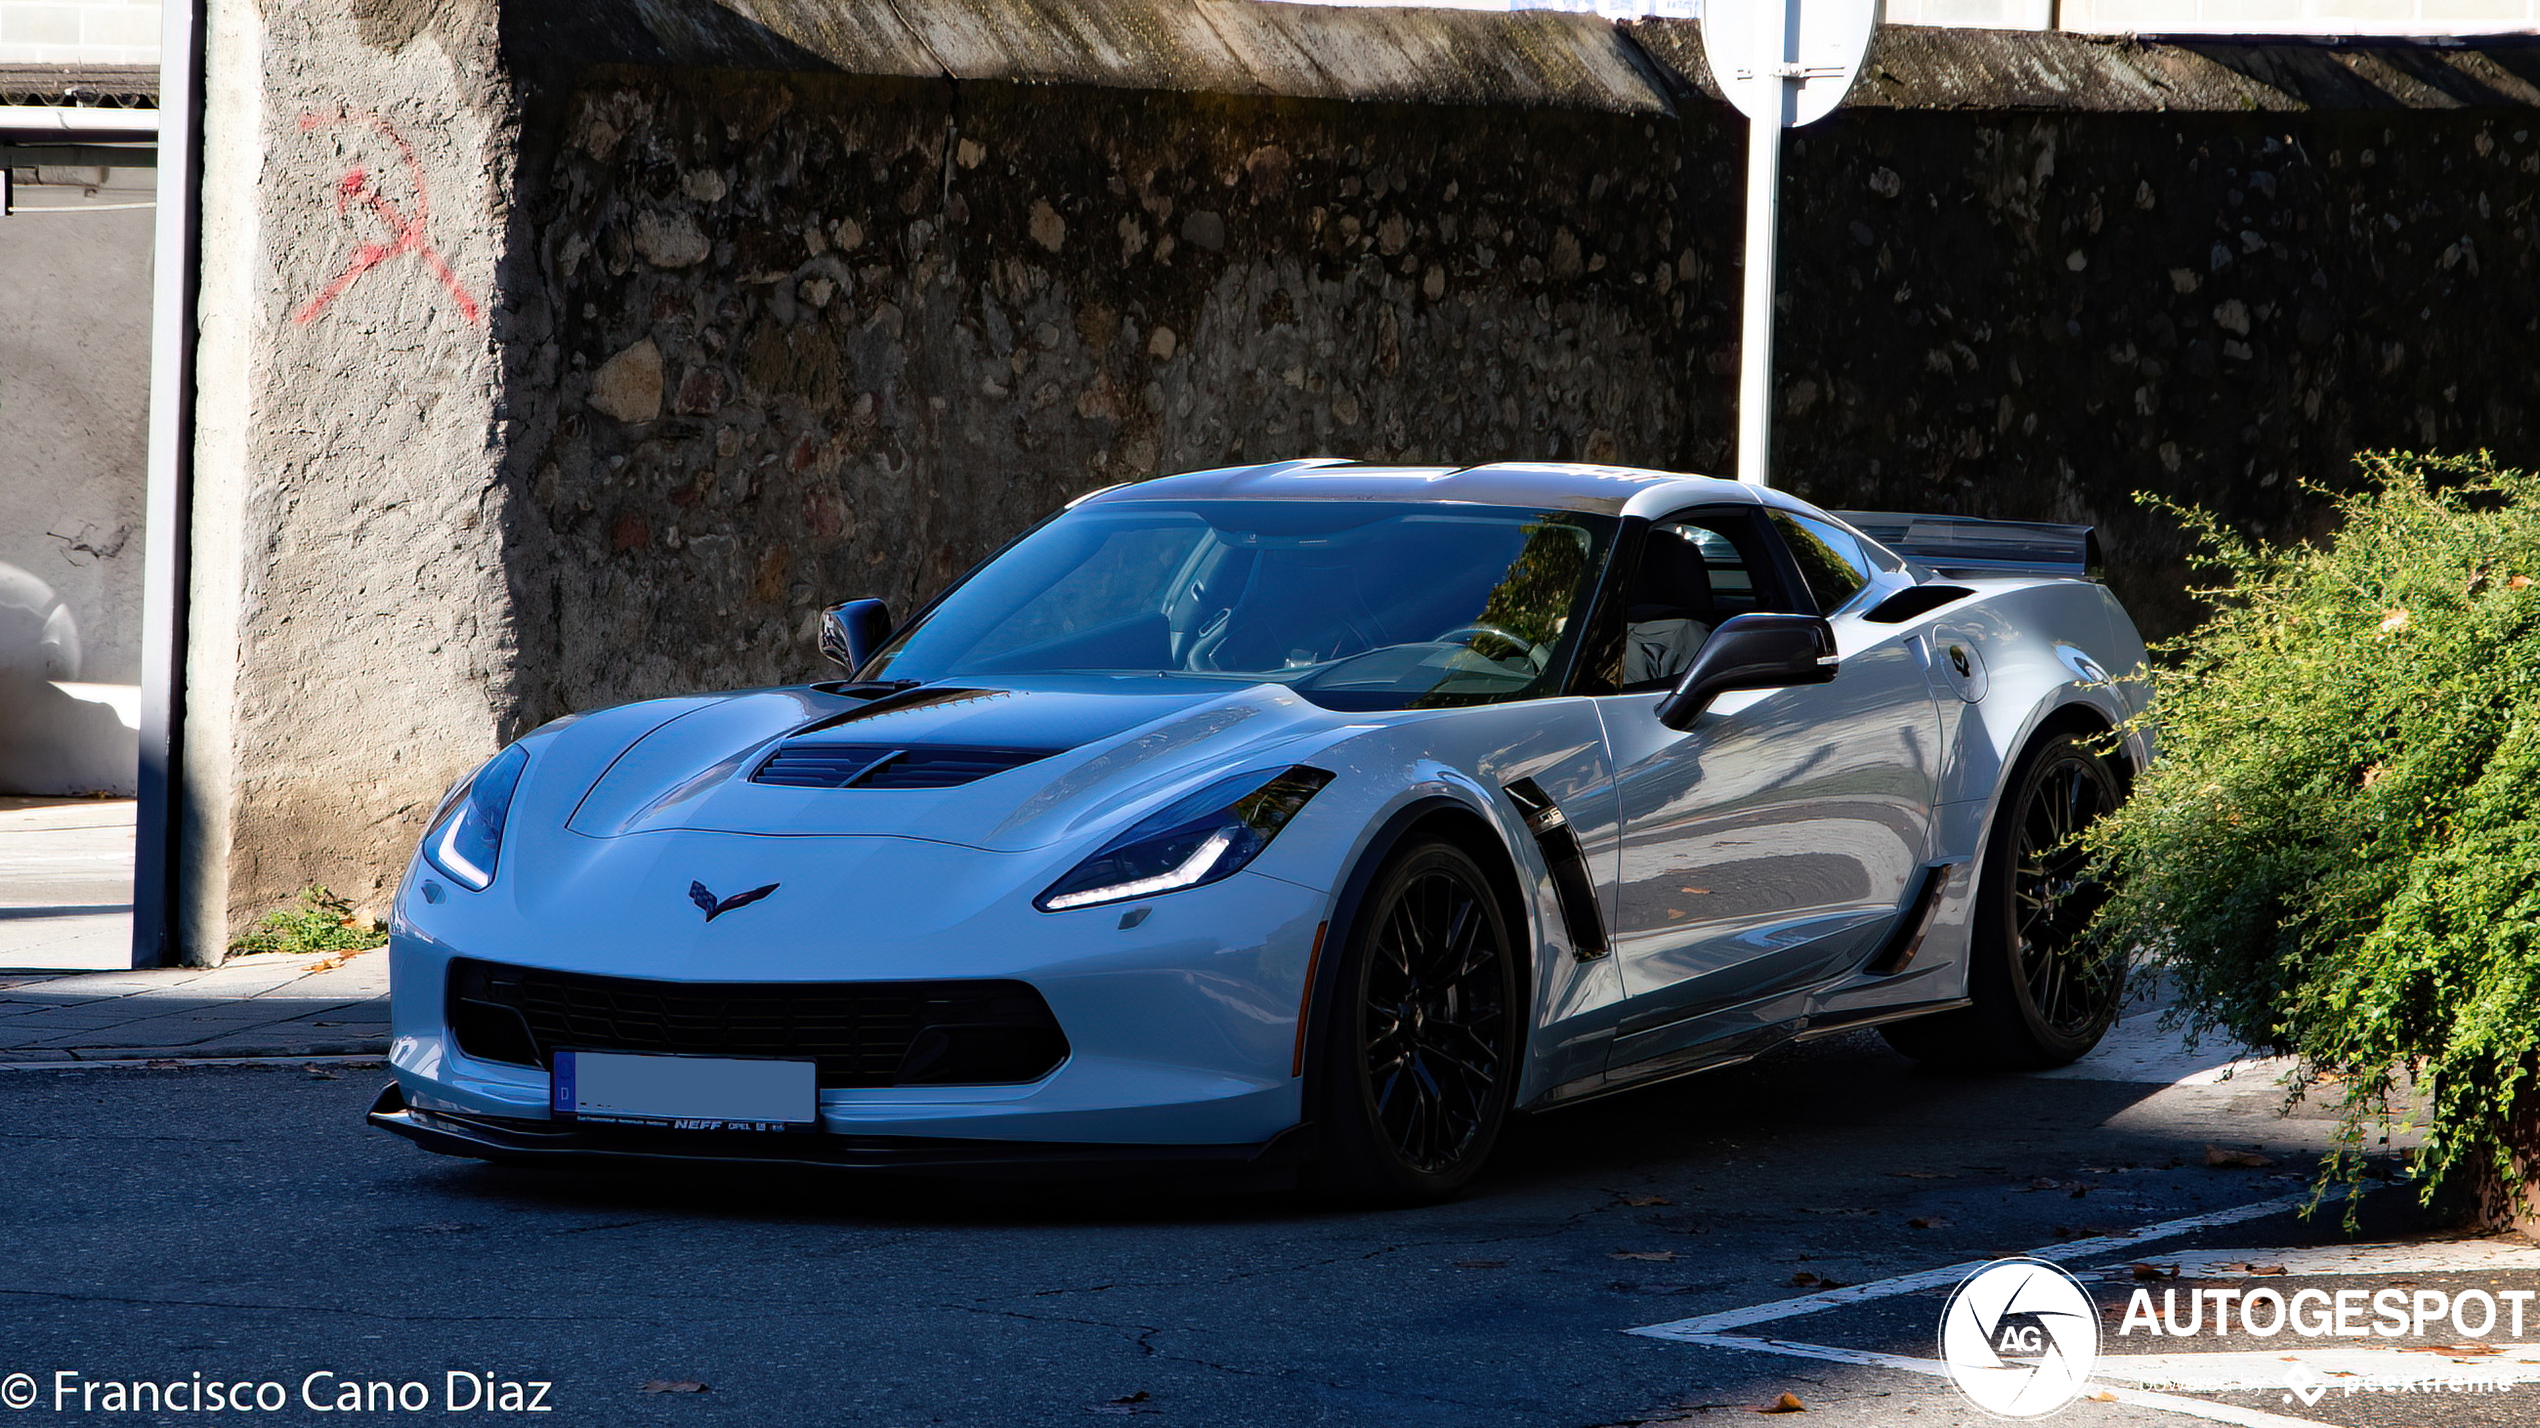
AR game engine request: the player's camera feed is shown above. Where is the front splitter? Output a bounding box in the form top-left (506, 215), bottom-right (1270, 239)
top-left (367, 1082), bottom-right (1311, 1181)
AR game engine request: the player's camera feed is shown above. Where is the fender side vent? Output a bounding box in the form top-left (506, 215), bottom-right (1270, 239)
top-left (1503, 778), bottom-right (1608, 959)
top-left (1863, 585), bottom-right (1975, 625)
top-left (753, 741), bottom-right (1057, 790)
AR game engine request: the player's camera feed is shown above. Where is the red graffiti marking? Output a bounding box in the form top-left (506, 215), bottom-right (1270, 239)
top-left (292, 112), bottom-right (481, 325)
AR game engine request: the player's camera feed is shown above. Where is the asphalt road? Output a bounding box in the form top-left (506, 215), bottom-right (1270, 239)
top-left (1, 1030), bottom-right (2522, 1428)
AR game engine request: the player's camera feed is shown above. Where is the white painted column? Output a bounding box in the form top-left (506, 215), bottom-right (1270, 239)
top-left (1735, 109), bottom-right (1780, 486)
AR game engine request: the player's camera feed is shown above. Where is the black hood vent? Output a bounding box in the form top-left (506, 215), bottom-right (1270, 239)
top-left (753, 741), bottom-right (1058, 790)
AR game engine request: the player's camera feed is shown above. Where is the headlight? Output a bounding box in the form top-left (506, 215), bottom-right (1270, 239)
top-left (1036, 766), bottom-right (1333, 912)
top-left (422, 744), bottom-right (530, 891)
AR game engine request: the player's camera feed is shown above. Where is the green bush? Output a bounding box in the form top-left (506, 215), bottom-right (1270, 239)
top-left (2086, 452), bottom-right (2540, 1215)
top-left (228, 885), bottom-right (387, 957)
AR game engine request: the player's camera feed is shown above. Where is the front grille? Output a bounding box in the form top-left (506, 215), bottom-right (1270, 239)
top-left (751, 741), bottom-right (1056, 790)
top-left (448, 960), bottom-right (1069, 1088)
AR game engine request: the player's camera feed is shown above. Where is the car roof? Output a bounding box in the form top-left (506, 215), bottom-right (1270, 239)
top-left (1071, 458), bottom-right (1783, 519)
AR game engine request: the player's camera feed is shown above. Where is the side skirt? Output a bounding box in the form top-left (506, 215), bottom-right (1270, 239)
top-left (1530, 994), bottom-right (1973, 1112)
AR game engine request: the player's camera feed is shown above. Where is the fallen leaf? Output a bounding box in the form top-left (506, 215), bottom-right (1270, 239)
top-left (2377, 608), bottom-right (2410, 635)
top-left (1680, 887), bottom-right (1711, 895)
top-left (1455, 1259), bottom-right (1507, 1269)
top-left (2085, 1390), bottom-right (2119, 1402)
top-left (2131, 1263), bottom-right (2179, 1281)
top-left (2205, 1144), bottom-right (2275, 1169)
top-left (1749, 1392), bottom-right (1806, 1414)
top-left (2248, 1264), bottom-right (2287, 1276)
top-left (2514, 575), bottom-right (2534, 590)
top-left (1791, 1271), bottom-right (1821, 1287)
top-left (639, 1381), bottom-right (707, 1395)
top-left (1621, 1194), bottom-right (1674, 1207)
top-left (2402, 1343), bottom-right (2501, 1356)
top-left (1612, 1250), bottom-right (1677, 1262)
top-left (1788, 1271), bottom-right (1847, 1288)
top-left (2029, 1177), bottom-right (2063, 1191)
top-left (1906, 1216), bottom-right (1952, 1230)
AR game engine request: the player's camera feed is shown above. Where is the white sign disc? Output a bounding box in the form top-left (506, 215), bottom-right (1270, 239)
top-left (1701, 0), bottom-right (1878, 128)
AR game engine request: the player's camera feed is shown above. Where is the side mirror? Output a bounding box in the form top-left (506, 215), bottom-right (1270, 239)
top-left (1653, 613), bottom-right (1837, 730)
top-left (819, 598), bottom-right (894, 674)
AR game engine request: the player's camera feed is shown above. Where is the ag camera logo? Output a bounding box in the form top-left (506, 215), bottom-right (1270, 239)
top-left (1940, 1258), bottom-right (2101, 1417)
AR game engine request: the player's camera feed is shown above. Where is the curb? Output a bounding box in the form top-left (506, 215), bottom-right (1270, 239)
top-left (0, 1039), bottom-right (388, 1065)
top-left (0, 1052), bottom-right (389, 1072)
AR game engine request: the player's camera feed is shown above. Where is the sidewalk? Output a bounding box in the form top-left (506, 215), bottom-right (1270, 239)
top-left (0, 795), bottom-right (136, 970)
top-left (0, 947), bottom-right (389, 1064)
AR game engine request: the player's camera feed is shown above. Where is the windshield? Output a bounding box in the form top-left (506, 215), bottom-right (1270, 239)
top-left (866, 500), bottom-right (1619, 711)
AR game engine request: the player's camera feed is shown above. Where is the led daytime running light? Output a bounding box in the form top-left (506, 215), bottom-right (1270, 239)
top-left (1041, 828), bottom-right (1236, 911)
top-left (1036, 766), bottom-right (1332, 912)
top-left (429, 814), bottom-right (496, 890)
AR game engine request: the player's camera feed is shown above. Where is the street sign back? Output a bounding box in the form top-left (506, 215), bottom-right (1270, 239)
top-left (1701, 0), bottom-right (1877, 129)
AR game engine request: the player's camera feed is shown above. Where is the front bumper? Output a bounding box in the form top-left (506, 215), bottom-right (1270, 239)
top-left (383, 834), bottom-right (1333, 1149)
top-left (368, 1083), bottom-right (1312, 1178)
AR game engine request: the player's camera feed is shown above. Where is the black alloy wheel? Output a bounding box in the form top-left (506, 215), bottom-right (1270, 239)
top-left (2009, 746), bottom-right (2122, 1042)
top-left (1882, 732), bottom-right (2127, 1069)
top-left (1313, 840), bottom-right (1519, 1204)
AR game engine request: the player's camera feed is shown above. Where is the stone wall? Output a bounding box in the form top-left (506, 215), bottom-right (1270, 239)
top-left (1757, 104), bottom-right (2538, 635)
top-left (499, 15), bottom-right (2540, 725)
top-left (497, 70), bottom-right (1717, 727)
top-left (179, 0), bottom-right (2540, 955)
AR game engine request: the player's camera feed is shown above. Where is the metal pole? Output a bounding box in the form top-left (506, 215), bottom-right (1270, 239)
top-left (133, 0), bottom-right (206, 968)
top-left (1735, 100), bottom-right (1782, 487)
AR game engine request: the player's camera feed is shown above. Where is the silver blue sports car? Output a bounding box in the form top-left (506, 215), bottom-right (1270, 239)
top-left (370, 460), bottom-right (2152, 1202)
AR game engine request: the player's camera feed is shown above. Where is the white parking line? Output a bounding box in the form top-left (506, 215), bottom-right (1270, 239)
top-left (1634, 1191), bottom-right (2319, 1337)
top-left (2097, 1344), bottom-right (2540, 1393)
top-left (2089, 1238), bottom-right (2540, 1279)
top-left (1629, 1192), bottom-right (2339, 1427)
top-left (1648, 1329), bottom-right (2333, 1427)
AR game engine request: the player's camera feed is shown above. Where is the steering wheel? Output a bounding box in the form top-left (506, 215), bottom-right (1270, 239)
top-left (1434, 623), bottom-right (1540, 665)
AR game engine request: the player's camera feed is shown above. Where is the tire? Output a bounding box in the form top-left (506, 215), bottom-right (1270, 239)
top-left (1881, 732), bottom-right (2127, 1069)
top-left (1309, 839), bottom-right (1521, 1206)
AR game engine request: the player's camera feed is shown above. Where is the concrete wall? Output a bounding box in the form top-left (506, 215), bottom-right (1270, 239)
top-left (2060, 0), bottom-right (2540, 34)
top-left (0, 0), bottom-right (158, 64)
top-left (178, 1), bottom-right (2540, 957)
top-left (179, 0), bottom-right (513, 958)
top-left (0, 169), bottom-right (152, 795)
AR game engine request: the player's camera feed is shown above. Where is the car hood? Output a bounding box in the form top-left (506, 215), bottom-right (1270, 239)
top-left (539, 676), bottom-right (1346, 853)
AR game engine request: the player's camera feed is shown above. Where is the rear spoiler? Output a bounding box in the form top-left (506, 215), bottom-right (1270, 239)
top-left (1833, 511), bottom-right (2103, 582)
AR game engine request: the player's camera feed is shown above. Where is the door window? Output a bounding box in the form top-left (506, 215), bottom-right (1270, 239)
top-left (1618, 516), bottom-right (1759, 689)
top-left (1770, 511), bottom-right (1876, 615)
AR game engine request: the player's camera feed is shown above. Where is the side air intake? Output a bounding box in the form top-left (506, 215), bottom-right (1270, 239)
top-left (753, 742), bottom-right (1057, 790)
top-left (1502, 778), bottom-right (1608, 959)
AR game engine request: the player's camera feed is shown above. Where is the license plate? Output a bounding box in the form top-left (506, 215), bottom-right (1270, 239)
top-left (550, 1050), bottom-right (816, 1131)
